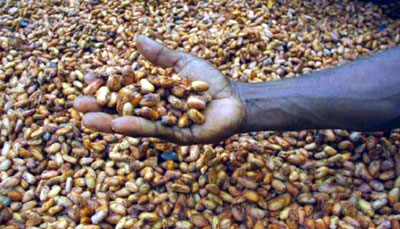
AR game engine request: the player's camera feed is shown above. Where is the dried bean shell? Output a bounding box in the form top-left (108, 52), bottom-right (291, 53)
top-left (107, 75), bottom-right (122, 91)
top-left (107, 92), bottom-right (118, 108)
top-left (84, 79), bottom-right (105, 96)
top-left (172, 86), bottom-right (186, 97)
top-left (140, 107), bottom-right (159, 120)
top-left (122, 67), bottom-right (136, 85)
top-left (191, 81), bottom-right (209, 92)
top-left (140, 93), bottom-right (160, 107)
top-left (187, 96), bottom-right (206, 110)
top-left (168, 95), bottom-right (184, 110)
top-left (187, 109), bottom-right (205, 124)
top-left (178, 114), bottom-right (191, 128)
top-left (161, 115), bottom-right (177, 126)
top-left (122, 103), bottom-right (134, 116)
top-left (140, 79), bottom-right (155, 93)
top-left (96, 86), bottom-right (110, 106)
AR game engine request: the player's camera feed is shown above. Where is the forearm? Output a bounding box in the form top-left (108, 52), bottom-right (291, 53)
top-left (235, 46), bottom-right (400, 132)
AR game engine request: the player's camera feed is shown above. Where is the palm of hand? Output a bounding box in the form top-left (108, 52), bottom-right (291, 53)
top-left (74, 36), bottom-right (244, 145)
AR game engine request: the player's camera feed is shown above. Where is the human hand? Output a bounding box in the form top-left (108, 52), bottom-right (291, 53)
top-left (74, 35), bottom-right (245, 145)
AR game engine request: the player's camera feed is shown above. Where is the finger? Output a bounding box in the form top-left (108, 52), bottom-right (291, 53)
top-left (84, 71), bottom-right (98, 84)
top-left (112, 116), bottom-right (195, 144)
top-left (74, 96), bottom-right (102, 113)
top-left (136, 35), bottom-right (197, 72)
top-left (82, 112), bottom-right (113, 133)
top-left (112, 116), bottom-right (164, 138)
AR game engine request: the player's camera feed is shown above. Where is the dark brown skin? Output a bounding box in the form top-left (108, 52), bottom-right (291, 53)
top-left (74, 35), bottom-right (245, 145)
top-left (74, 35), bottom-right (400, 145)
top-left (236, 45), bottom-right (400, 133)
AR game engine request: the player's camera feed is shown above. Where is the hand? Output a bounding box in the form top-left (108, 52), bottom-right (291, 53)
top-left (74, 35), bottom-right (245, 145)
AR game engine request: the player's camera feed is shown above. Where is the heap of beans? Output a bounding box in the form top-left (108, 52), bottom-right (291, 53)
top-left (0, 0), bottom-right (400, 228)
top-left (84, 69), bottom-right (211, 127)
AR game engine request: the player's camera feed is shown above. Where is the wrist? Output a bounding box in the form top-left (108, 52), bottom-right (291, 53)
top-left (231, 81), bottom-right (250, 133)
top-left (232, 79), bottom-right (318, 133)
top-left (232, 81), bottom-right (283, 133)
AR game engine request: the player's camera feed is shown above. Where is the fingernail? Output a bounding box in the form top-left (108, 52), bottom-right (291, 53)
top-left (73, 96), bottom-right (101, 113)
top-left (111, 119), bottom-right (118, 131)
top-left (136, 34), bottom-right (147, 42)
top-left (82, 112), bottom-right (113, 133)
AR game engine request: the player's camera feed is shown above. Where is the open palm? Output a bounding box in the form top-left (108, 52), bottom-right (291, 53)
top-left (74, 35), bottom-right (245, 145)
